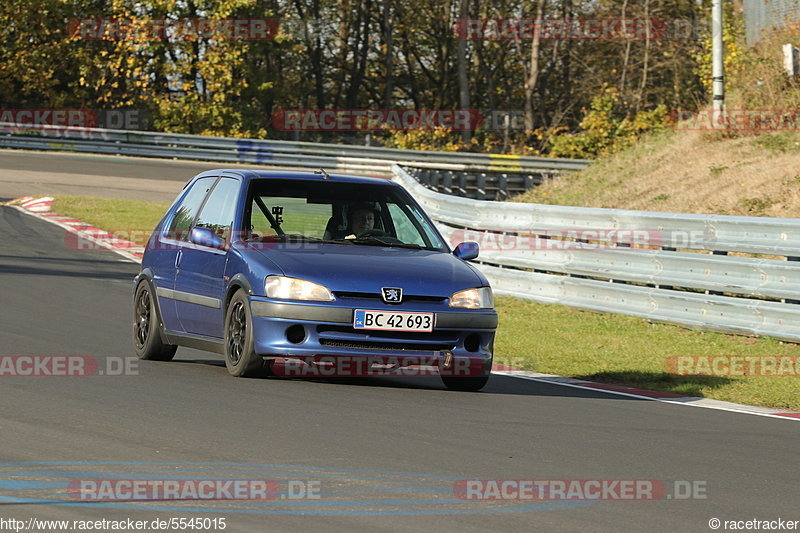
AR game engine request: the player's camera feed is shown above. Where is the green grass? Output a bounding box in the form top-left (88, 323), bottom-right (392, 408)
top-left (51, 195), bottom-right (171, 245)
top-left (494, 297), bottom-right (800, 409)
top-left (752, 132), bottom-right (800, 153)
top-left (46, 195), bottom-right (800, 409)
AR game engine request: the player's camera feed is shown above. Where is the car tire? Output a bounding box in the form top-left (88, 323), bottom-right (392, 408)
top-left (440, 356), bottom-right (491, 392)
top-left (133, 282), bottom-right (177, 361)
top-left (224, 289), bottom-right (270, 377)
top-left (441, 374), bottom-right (490, 392)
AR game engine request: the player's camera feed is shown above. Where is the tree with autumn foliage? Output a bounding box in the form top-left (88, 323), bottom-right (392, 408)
top-left (0, 0), bottom-right (723, 157)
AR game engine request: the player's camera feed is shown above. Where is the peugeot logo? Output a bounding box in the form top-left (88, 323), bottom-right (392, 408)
top-left (382, 287), bottom-right (403, 304)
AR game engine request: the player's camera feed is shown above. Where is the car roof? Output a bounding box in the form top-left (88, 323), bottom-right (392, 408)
top-left (192, 169), bottom-right (396, 187)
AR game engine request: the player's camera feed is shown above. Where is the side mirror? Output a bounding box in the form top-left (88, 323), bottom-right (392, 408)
top-left (190, 227), bottom-right (226, 250)
top-left (453, 241), bottom-right (479, 261)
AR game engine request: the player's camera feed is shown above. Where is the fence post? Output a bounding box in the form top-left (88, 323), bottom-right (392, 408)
top-left (442, 172), bottom-right (453, 195)
top-left (497, 174), bottom-right (508, 200)
top-left (476, 173), bottom-right (486, 201)
top-left (458, 172), bottom-right (467, 197)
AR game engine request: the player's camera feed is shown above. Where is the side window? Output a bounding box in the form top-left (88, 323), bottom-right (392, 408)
top-left (167, 177), bottom-right (216, 240)
top-left (195, 178), bottom-right (240, 241)
top-left (388, 203), bottom-right (426, 246)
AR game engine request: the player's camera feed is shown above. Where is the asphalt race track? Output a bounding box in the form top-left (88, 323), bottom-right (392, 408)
top-left (0, 150), bottom-right (307, 201)
top-left (0, 152), bottom-right (799, 532)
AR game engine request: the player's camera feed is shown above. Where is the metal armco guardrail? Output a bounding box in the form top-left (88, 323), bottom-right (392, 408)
top-left (391, 164), bottom-right (800, 343)
top-left (10, 123), bottom-right (792, 342)
top-left (402, 165), bottom-right (554, 200)
top-left (0, 123), bottom-right (591, 177)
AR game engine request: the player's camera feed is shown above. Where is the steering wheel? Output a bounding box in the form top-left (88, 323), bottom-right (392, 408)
top-left (357, 229), bottom-right (388, 238)
top-left (356, 229), bottom-right (404, 244)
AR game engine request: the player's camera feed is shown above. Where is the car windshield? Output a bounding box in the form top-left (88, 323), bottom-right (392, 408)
top-left (243, 178), bottom-right (448, 251)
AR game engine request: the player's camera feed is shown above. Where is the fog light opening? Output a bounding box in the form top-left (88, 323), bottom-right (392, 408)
top-left (286, 325), bottom-right (306, 344)
top-left (464, 333), bottom-right (481, 353)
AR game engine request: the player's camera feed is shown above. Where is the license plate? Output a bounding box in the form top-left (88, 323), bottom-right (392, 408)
top-left (353, 309), bottom-right (434, 332)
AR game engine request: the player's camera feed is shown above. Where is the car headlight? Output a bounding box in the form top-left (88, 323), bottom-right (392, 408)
top-left (449, 287), bottom-right (494, 309)
top-left (265, 276), bottom-right (334, 301)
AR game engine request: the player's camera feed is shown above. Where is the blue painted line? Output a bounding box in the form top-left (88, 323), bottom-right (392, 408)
top-left (0, 462), bottom-right (599, 516)
top-left (0, 493), bottom-right (593, 516)
top-left (0, 480), bottom-right (65, 490)
top-left (0, 461), bottom-right (464, 480)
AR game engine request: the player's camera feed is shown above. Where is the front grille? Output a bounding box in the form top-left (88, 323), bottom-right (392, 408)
top-left (333, 291), bottom-right (446, 303)
top-left (319, 339), bottom-right (455, 352)
top-left (317, 325), bottom-right (455, 341)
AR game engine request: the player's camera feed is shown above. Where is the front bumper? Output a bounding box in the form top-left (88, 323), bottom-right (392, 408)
top-left (248, 297), bottom-right (496, 366)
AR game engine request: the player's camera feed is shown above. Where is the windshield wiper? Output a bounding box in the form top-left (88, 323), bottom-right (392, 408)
top-left (348, 236), bottom-right (423, 249)
top-left (277, 234), bottom-right (320, 242)
top-left (247, 234), bottom-right (339, 244)
top-left (248, 234), bottom-right (430, 249)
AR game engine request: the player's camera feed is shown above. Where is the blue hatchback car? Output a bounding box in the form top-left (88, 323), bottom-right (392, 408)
top-left (133, 170), bottom-right (497, 391)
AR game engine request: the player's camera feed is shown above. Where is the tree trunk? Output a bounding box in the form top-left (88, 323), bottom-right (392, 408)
top-left (382, 0), bottom-right (394, 108)
top-left (619, 0), bottom-right (631, 95)
top-left (523, 0), bottom-right (546, 131)
top-left (635, 0), bottom-right (651, 112)
top-left (457, 0), bottom-right (470, 141)
top-left (345, 0), bottom-right (373, 109)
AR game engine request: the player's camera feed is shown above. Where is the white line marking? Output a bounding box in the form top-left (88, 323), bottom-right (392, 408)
top-left (11, 205), bottom-right (141, 263)
top-left (491, 370), bottom-right (800, 422)
top-left (10, 201), bottom-right (799, 422)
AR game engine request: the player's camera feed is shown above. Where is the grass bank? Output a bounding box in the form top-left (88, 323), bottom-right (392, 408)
top-left (514, 129), bottom-right (800, 217)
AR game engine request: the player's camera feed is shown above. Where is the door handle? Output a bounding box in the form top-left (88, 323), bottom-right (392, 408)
top-left (175, 249), bottom-right (182, 268)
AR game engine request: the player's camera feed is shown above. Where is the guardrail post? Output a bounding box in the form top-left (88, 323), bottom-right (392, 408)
top-left (523, 175), bottom-right (533, 190)
top-left (497, 174), bottom-right (508, 201)
top-left (458, 172), bottom-right (467, 197)
top-left (430, 170), bottom-right (440, 192)
top-left (786, 257), bottom-right (800, 304)
top-left (442, 172), bottom-right (452, 195)
top-left (476, 173), bottom-right (486, 201)
top-left (706, 250), bottom-right (728, 296)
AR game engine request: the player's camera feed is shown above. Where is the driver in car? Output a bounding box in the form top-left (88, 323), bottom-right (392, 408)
top-left (344, 204), bottom-right (378, 238)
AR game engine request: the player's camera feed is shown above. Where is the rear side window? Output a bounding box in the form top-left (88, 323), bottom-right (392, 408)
top-left (195, 178), bottom-right (240, 241)
top-left (167, 177), bottom-right (216, 240)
